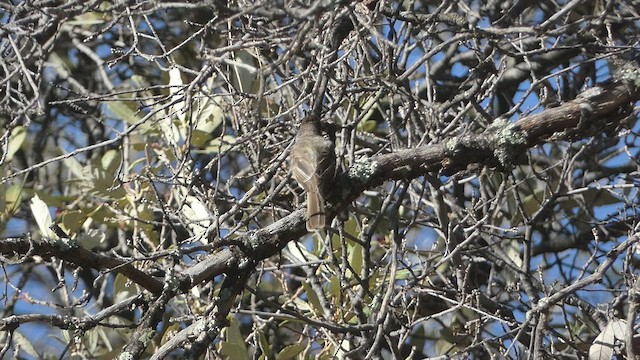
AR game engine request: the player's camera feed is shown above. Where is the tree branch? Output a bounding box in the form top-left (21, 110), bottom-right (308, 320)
top-left (1, 74), bottom-right (638, 316)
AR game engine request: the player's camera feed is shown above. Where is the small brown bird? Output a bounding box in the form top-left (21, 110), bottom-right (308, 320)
top-left (290, 115), bottom-right (336, 231)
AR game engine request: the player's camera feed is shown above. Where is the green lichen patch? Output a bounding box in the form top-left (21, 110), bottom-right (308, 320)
top-left (615, 67), bottom-right (640, 88)
top-left (491, 119), bottom-right (528, 168)
top-left (348, 158), bottom-right (378, 181)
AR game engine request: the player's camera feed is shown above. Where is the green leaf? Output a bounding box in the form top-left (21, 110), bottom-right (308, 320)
top-left (359, 118), bottom-right (378, 133)
top-left (101, 149), bottom-right (121, 173)
top-left (301, 281), bottom-right (323, 316)
top-left (589, 319), bottom-right (628, 360)
top-left (66, 12), bottom-right (104, 26)
top-left (277, 342), bottom-right (306, 360)
top-left (231, 50), bottom-right (259, 94)
top-left (59, 210), bottom-right (87, 234)
top-left (330, 275), bottom-right (341, 306)
top-left (76, 228), bottom-right (107, 250)
top-left (257, 330), bottom-right (273, 359)
top-left (394, 269), bottom-right (411, 281)
top-left (181, 195), bottom-right (212, 240)
top-left (191, 130), bottom-right (213, 147)
top-left (5, 183), bottom-right (24, 214)
top-left (113, 273), bottom-right (139, 304)
top-left (193, 95), bottom-right (224, 133)
top-left (29, 194), bottom-right (57, 239)
top-left (201, 135), bottom-right (237, 154)
top-left (169, 67), bottom-right (186, 123)
top-left (348, 241), bottom-right (363, 278)
top-left (505, 239), bottom-right (522, 268)
top-left (285, 241), bottom-right (320, 264)
top-left (72, 150), bottom-right (125, 199)
top-left (220, 342), bottom-right (251, 360)
top-left (357, 94), bottom-right (382, 133)
top-left (106, 101), bottom-right (140, 124)
top-left (220, 317), bottom-right (250, 360)
top-left (63, 155), bottom-right (85, 179)
top-left (5, 126), bottom-right (26, 161)
top-left (14, 331), bottom-right (39, 358)
top-left (225, 316), bottom-right (248, 355)
top-left (331, 216), bottom-right (359, 255)
top-left (0, 183), bottom-right (21, 233)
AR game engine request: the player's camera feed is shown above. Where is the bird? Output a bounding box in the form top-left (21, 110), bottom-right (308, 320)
top-left (290, 115), bottom-right (336, 231)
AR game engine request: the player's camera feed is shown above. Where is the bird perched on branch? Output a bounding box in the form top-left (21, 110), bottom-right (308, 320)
top-left (290, 115), bottom-right (336, 231)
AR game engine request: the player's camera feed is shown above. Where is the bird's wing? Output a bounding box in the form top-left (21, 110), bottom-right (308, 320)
top-left (290, 147), bottom-right (317, 184)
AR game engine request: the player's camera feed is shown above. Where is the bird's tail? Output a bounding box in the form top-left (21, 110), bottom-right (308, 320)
top-left (306, 189), bottom-right (325, 231)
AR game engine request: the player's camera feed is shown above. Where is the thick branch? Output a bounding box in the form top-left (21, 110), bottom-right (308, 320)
top-left (0, 236), bottom-right (163, 295)
top-left (180, 74), bottom-right (640, 292)
top-left (1, 75), bottom-right (638, 300)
